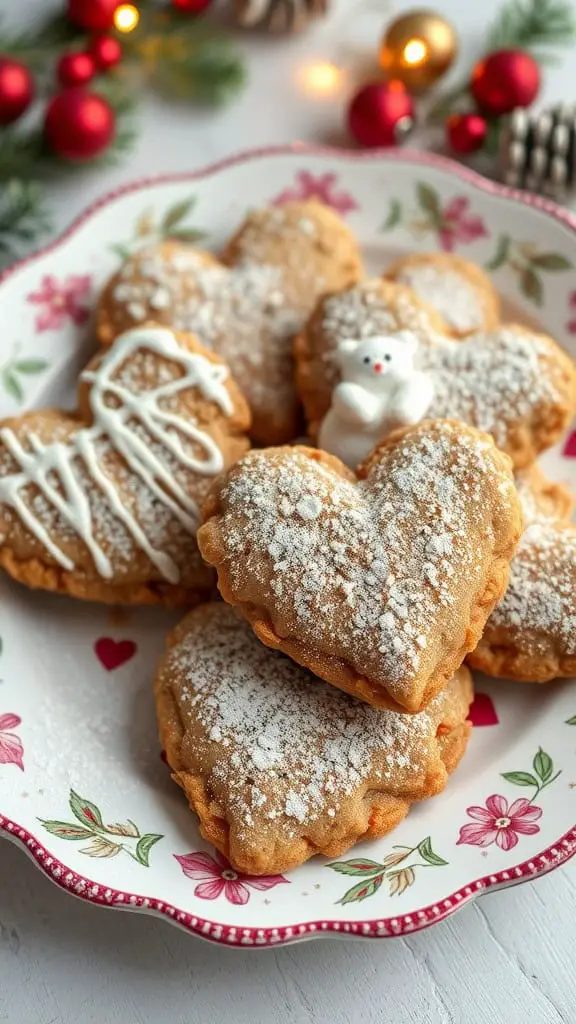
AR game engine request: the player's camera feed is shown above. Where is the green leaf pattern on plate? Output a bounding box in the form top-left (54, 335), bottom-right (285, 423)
top-left (109, 193), bottom-right (205, 259)
top-left (39, 789), bottom-right (164, 868)
top-left (327, 836), bottom-right (448, 905)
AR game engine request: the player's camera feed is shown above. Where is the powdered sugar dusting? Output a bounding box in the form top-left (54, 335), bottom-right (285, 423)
top-left (393, 265), bottom-right (484, 334)
top-left (167, 605), bottom-right (449, 837)
top-left (427, 328), bottom-right (560, 446)
top-left (313, 283), bottom-right (564, 446)
top-left (488, 473), bottom-right (576, 651)
top-left (110, 248), bottom-right (299, 415)
top-left (213, 423), bottom-right (515, 704)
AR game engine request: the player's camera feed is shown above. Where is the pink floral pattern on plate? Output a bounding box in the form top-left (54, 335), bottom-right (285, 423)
top-left (0, 714), bottom-right (24, 771)
top-left (26, 274), bottom-right (92, 332)
top-left (175, 850), bottom-right (289, 905)
top-left (457, 795), bottom-right (542, 851)
top-left (381, 183), bottom-right (488, 252)
top-left (457, 747), bottom-right (561, 852)
top-left (436, 196), bottom-right (488, 251)
top-left (273, 170), bottom-right (359, 215)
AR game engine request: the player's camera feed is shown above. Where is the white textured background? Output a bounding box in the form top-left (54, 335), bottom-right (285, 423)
top-left (0, 0), bottom-right (575, 1021)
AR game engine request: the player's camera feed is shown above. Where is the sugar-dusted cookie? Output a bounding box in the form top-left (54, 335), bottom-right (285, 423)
top-left (386, 252), bottom-right (500, 338)
top-left (295, 279), bottom-right (576, 467)
top-left (197, 420), bottom-right (522, 712)
top-left (96, 201), bottom-right (363, 445)
top-left (0, 324), bottom-right (250, 605)
top-left (155, 603), bottom-right (473, 875)
top-left (469, 465), bottom-right (576, 682)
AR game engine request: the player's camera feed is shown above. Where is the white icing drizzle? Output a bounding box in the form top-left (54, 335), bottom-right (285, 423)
top-left (0, 327), bottom-right (232, 583)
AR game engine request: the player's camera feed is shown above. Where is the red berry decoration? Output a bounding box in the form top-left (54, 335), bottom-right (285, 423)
top-left (471, 49), bottom-right (540, 117)
top-left (171, 0), bottom-right (212, 11)
top-left (446, 112), bottom-right (488, 154)
top-left (67, 0), bottom-right (119, 31)
top-left (90, 35), bottom-right (123, 72)
top-left (0, 58), bottom-right (34, 125)
top-left (57, 52), bottom-right (96, 88)
top-left (348, 81), bottom-right (414, 148)
top-left (44, 89), bottom-right (116, 161)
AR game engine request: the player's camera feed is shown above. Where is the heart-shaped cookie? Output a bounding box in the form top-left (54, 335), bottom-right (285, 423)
top-left (96, 201), bottom-right (363, 445)
top-left (295, 279), bottom-right (576, 468)
top-left (155, 603), bottom-right (473, 875)
top-left (469, 464), bottom-right (576, 682)
top-left (0, 324), bottom-right (250, 605)
top-left (198, 420), bottom-right (522, 712)
top-left (386, 252), bottom-right (500, 338)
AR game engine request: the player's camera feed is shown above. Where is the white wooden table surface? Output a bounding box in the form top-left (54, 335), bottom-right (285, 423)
top-left (1, 1), bottom-right (575, 1021)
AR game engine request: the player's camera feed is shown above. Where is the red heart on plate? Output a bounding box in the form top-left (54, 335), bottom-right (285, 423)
top-left (563, 430), bottom-right (576, 457)
top-left (94, 637), bottom-right (137, 671)
top-left (468, 692), bottom-right (499, 727)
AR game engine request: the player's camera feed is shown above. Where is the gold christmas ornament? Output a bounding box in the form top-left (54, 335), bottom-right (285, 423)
top-left (379, 10), bottom-right (457, 92)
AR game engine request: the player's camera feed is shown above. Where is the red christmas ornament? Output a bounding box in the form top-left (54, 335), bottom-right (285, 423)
top-left (446, 112), bottom-right (488, 154)
top-left (348, 81), bottom-right (414, 148)
top-left (44, 89), bottom-right (116, 161)
top-left (471, 49), bottom-right (540, 117)
top-left (67, 0), bottom-right (119, 32)
top-left (171, 0), bottom-right (212, 11)
top-left (0, 58), bottom-right (34, 125)
top-left (57, 52), bottom-right (96, 88)
top-left (90, 35), bottom-right (123, 72)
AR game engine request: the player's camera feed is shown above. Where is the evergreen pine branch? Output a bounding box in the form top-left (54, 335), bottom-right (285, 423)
top-left (0, 180), bottom-right (51, 265)
top-left (0, 13), bottom-right (83, 70)
top-left (486, 0), bottom-right (576, 52)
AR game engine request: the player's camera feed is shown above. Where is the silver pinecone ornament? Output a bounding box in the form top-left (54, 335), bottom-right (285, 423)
top-left (498, 104), bottom-right (576, 200)
top-left (233, 0), bottom-right (329, 32)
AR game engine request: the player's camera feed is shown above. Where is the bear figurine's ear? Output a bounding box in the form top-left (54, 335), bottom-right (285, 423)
top-left (336, 338), bottom-right (359, 359)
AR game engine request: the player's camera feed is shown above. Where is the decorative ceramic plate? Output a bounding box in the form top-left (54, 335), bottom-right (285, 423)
top-left (1, 146), bottom-right (576, 948)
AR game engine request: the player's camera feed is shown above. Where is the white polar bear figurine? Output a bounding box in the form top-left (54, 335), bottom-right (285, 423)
top-left (318, 332), bottom-right (434, 469)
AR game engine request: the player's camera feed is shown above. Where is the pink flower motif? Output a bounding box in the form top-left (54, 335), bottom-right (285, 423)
top-left (566, 290), bottom-right (576, 334)
top-left (27, 274), bottom-right (92, 333)
top-left (438, 196), bottom-right (488, 252)
top-left (273, 171), bottom-right (359, 215)
top-left (175, 849), bottom-right (289, 905)
top-left (0, 713), bottom-right (24, 771)
top-left (457, 794), bottom-right (542, 851)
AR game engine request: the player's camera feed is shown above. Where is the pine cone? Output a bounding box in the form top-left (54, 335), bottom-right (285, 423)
top-left (498, 104), bottom-right (576, 200)
top-left (233, 0), bottom-right (329, 33)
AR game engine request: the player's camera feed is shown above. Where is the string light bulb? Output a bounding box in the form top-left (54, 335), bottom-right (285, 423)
top-left (299, 61), bottom-right (343, 97)
top-left (114, 3), bottom-right (140, 33)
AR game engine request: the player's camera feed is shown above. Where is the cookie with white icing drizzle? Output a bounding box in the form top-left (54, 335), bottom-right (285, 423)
top-left (155, 602), bottom-right (473, 875)
top-left (469, 464), bottom-right (576, 682)
top-left (96, 201), bottom-right (363, 445)
top-left (197, 420), bottom-right (522, 712)
top-left (0, 324), bottom-right (250, 605)
top-left (386, 252), bottom-right (500, 339)
top-left (294, 278), bottom-right (576, 467)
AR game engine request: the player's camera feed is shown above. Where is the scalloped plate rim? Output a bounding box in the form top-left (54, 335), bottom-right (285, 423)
top-left (1, 143), bottom-right (576, 947)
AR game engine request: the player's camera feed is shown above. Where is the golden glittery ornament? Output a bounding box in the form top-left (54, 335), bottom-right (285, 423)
top-left (379, 10), bottom-right (457, 92)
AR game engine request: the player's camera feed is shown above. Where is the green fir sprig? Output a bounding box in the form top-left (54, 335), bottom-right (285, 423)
top-left (0, 2), bottom-right (245, 263)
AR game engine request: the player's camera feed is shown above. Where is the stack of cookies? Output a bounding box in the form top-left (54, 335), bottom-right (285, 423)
top-left (0, 199), bottom-right (574, 877)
